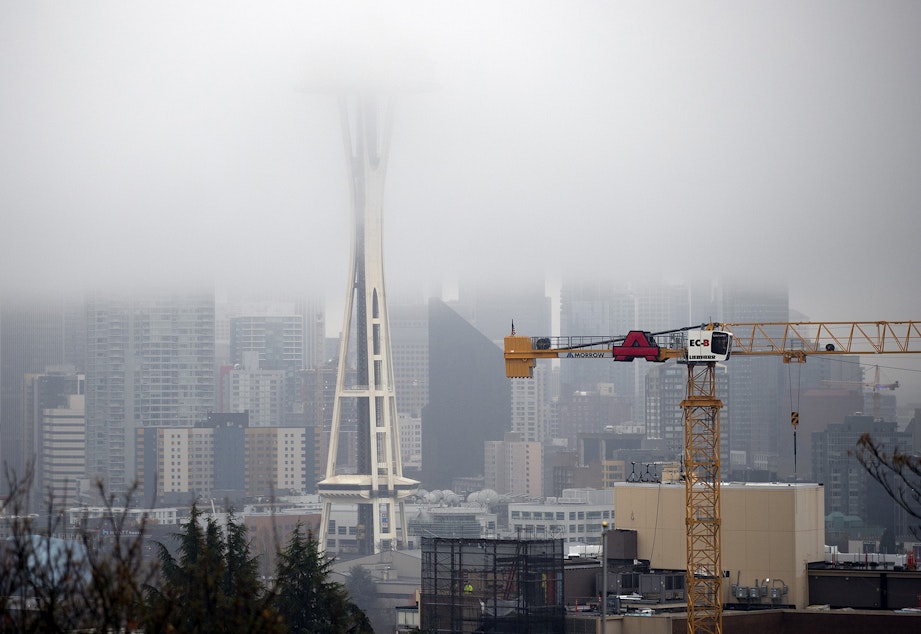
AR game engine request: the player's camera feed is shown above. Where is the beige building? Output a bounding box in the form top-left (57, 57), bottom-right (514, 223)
top-left (245, 427), bottom-right (306, 496)
top-left (484, 431), bottom-right (542, 498)
top-left (153, 427), bottom-right (216, 499)
top-left (614, 481), bottom-right (825, 609)
top-left (138, 424), bottom-right (306, 503)
top-left (40, 392), bottom-right (85, 505)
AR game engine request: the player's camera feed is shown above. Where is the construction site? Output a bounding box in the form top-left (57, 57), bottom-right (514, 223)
top-left (420, 537), bottom-right (565, 633)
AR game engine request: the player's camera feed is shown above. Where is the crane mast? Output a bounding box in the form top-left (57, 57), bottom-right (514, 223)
top-left (504, 320), bottom-right (921, 634)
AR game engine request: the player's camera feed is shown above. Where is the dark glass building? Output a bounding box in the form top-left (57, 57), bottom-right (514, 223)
top-left (422, 299), bottom-right (510, 491)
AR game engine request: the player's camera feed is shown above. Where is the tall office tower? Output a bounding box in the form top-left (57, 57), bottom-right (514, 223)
top-left (423, 298), bottom-right (510, 491)
top-left (229, 316), bottom-right (304, 424)
top-left (221, 352), bottom-right (286, 426)
top-left (216, 291), bottom-right (321, 372)
top-left (484, 431), bottom-right (543, 498)
top-left (812, 414), bottom-right (910, 536)
top-left (0, 294), bottom-right (74, 497)
top-left (557, 385), bottom-right (632, 447)
top-left (510, 362), bottom-right (553, 443)
top-left (85, 291), bottom-right (214, 496)
top-left (245, 426), bottom-right (307, 497)
top-left (317, 95), bottom-right (417, 555)
top-left (645, 363), bottom-right (729, 468)
top-left (230, 315), bottom-right (305, 372)
top-left (717, 282), bottom-right (789, 479)
top-left (389, 302), bottom-right (429, 419)
top-left (26, 368), bottom-right (85, 508)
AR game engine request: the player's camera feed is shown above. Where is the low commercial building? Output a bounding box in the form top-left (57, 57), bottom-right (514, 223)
top-left (614, 481), bottom-right (826, 609)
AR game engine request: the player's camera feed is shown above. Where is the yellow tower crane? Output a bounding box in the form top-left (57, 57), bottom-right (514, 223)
top-left (504, 320), bottom-right (921, 634)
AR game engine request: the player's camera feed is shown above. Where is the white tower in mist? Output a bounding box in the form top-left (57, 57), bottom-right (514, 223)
top-left (317, 93), bottom-right (418, 555)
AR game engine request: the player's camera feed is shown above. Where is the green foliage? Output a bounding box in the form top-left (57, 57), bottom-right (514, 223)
top-left (148, 504), bottom-right (282, 634)
top-left (0, 472), bottom-right (373, 634)
top-left (272, 524), bottom-right (372, 634)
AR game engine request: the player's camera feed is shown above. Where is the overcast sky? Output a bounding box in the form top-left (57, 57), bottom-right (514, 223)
top-left (2, 3), bottom-right (920, 321)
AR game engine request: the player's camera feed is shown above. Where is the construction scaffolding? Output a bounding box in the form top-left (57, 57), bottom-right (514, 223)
top-left (421, 537), bottom-right (565, 633)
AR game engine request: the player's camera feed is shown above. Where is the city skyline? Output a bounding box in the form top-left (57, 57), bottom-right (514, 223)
top-left (0, 276), bottom-right (917, 487)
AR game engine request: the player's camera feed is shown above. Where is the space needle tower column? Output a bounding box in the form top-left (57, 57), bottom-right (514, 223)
top-left (318, 93), bottom-right (418, 555)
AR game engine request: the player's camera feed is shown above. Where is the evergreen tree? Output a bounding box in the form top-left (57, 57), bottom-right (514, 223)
top-left (273, 524), bottom-right (372, 633)
top-left (346, 565), bottom-right (384, 632)
top-left (345, 565), bottom-right (378, 612)
top-left (222, 510), bottom-right (269, 630)
top-left (148, 505), bottom-right (281, 634)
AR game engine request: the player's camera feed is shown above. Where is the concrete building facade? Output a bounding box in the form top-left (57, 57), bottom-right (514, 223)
top-left (484, 431), bottom-right (543, 498)
top-left (39, 383), bottom-right (86, 506)
top-left (614, 481), bottom-right (826, 609)
top-left (85, 292), bottom-right (214, 495)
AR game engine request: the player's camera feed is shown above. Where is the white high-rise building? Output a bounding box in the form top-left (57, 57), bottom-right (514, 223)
top-left (85, 291), bottom-right (214, 495)
top-left (510, 363), bottom-right (552, 443)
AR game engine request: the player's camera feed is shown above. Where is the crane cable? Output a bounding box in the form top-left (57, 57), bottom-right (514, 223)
top-left (787, 363), bottom-right (801, 480)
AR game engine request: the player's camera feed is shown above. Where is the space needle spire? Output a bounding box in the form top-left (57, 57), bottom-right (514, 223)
top-left (317, 92), bottom-right (418, 555)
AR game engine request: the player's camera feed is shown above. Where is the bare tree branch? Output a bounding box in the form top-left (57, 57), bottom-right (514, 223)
top-left (853, 433), bottom-right (921, 540)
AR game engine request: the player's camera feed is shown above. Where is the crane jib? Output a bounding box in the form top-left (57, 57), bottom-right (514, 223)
top-left (556, 331), bottom-right (663, 362)
top-left (561, 351), bottom-right (612, 359)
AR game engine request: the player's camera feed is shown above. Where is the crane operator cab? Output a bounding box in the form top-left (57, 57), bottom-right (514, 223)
top-left (686, 328), bottom-right (733, 362)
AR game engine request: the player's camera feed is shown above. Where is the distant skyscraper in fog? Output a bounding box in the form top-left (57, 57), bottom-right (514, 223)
top-left (229, 314), bottom-right (304, 424)
top-left (423, 298), bottom-right (510, 490)
top-left (389, 303), bottom-right (429, 419)
top-left (0, 295), bottom-right (70, 497)
top-left (27, 367), bottom-right (84, 508)
top-left (85, 292), bottom-right (214, 495)
top-left (717, 282), bottom-right (789, 478)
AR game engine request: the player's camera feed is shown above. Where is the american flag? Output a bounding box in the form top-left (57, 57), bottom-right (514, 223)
top-left (511, 320), bottom-right (516, 336)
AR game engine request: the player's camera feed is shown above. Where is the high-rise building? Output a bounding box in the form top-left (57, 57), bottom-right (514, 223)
top-left (0, 294), bottom-right (70, 495)
top-left (221, 351), bottom-right (286, 426)
top-left (397, 412), bottom-right (422, 474)
top-left (245, 426), bottom-right (307, 497)
top-left (812, 413), bottom-right (910, 536)
top-left (28, 369), bottom-right (85, 508)
top-left (422, 298), bottom-right (510, 490)
top-left (717, 282), bottom-right (789, 479)
top-left (229, 314), bottom-right (305, 425)
top-left (452, 281), bottom-right (551, 344)
top-left (505, 433), bottom-right (542, 498)
top-left (557, 385), bottom-right (632, 448)
top-left (390, 302), bottom-right (429, 419)
top-left (645, 363), bottom-right (730, 467)
top-left (483, 431), bottom-right (544, 498)
top-left (85, 291), bottom-right (214, 496)
top-left (136, 414), bottom-right (305, 506)
top-left (510, 362), bottom-right (553, 443)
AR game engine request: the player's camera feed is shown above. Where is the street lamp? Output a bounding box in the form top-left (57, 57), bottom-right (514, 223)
top-left (600, 520), bottom-right (609, 631)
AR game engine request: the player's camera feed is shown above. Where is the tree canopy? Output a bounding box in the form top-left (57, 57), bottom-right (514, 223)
top-left (0, 472), bottom-right (374, 633)
top-left (272, 524), bottom-right (372, 634)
